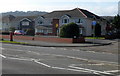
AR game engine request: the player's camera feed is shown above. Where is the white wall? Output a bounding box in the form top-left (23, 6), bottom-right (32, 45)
top-left (85, 18), bottom-right (93, 36)
top-left (99, 20), bottom-right (107, 35)
top-left (35, 15), bottom-right (107, 36)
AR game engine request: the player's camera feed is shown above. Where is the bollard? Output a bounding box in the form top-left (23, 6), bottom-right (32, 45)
top-left (10, 32), bottom-right (13, 41)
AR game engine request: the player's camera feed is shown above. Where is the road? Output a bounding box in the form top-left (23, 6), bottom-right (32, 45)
top-left (0, 43), bottom-right (119, 76)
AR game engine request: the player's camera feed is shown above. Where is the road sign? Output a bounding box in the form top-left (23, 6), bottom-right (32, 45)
top-left (56, 24), bottom-right (59, 28)
top-left (92, 21), bottom-right (96, 26)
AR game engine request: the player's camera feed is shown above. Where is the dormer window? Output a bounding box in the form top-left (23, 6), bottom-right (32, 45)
top-left (62, 19), bottom-right (69, 24)
top-left (38, 21), bottom-right (43, 25)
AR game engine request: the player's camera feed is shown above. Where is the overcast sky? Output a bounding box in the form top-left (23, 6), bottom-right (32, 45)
top-left (0, 0), bottom-right (119, 16)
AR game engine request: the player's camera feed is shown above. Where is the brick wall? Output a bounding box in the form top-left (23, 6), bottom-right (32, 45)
top-left (1, 35), bottom-right (85, 43)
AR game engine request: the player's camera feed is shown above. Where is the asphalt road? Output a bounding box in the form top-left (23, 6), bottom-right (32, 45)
top-left (0, 43), bottom-right (119, 76)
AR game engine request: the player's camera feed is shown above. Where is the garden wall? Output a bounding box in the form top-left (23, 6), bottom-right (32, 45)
top-left (1, 35), bottom-right (85, 43)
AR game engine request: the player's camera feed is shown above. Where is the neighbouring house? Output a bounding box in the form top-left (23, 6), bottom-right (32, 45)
top-left (2, 15), bottom-right (16, 32)
top-left (2, 15), bottom-right (37, 33)
top-left (19, 18), bottom-right (35, 31)
top-left (35, 16), bottom-right (53, 35)
top-left (35, 8), bottom-right (107, 36)
top-left (2, 8), bottom-right (107, 36)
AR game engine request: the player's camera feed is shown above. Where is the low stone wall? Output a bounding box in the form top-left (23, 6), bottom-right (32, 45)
top-left (1, 35), bottom-right (85, 43)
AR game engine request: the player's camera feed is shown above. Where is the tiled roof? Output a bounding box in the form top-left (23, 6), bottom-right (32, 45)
top-left (42, 8), bottom-right (102, 19)
top-left (43, 8), bottom-right (85, 19)
top-left (79, 8), bottom-right (101, 19)
top-left (13, 15), bottom-right (38, 21)
top-left (2, 15), bottom-right (38, 22)
top-left (2, 15), bottom-right (16, 22)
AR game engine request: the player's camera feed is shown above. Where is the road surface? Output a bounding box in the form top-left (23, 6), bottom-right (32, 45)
top-left (0, 43), bottom-right (119, 76)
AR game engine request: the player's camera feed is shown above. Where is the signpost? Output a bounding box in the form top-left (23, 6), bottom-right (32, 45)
top-left (92, 21), bottom-right (96, 45)
top-left (56, 24), bottom-right (59, 36)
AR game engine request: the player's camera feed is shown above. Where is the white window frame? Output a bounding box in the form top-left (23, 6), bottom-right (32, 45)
top-left (22, 21), bottom-right (29, 26)
top-left (62, 19), bottom-right (69, 24)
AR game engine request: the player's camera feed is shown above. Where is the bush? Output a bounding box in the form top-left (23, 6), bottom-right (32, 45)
top-left (9, 27), bottom-right (16, 32)
top-left (2, 32), bottom-right (10, 35)
top-left (26, 29), bottom-right (35, 36)
top-left (60, 23), bottom-right (80, 38)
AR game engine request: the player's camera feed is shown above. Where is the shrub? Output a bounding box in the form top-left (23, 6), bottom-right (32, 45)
top-left (9, 27), bottom-right (16, 32)
top-left (26, 28), bottom-right (35, 36)
top-left (60, 23), bottom-right (80, 38)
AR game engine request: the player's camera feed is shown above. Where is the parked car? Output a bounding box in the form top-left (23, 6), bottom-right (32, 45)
top-left (14, 30), bottom-right (25, 35)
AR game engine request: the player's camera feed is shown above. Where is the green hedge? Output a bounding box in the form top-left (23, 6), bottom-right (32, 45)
top-left (60, 23), bottom-right (80, 38)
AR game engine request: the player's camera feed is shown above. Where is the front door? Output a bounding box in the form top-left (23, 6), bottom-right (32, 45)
top-left (95, 24), bottom-right (101, 37)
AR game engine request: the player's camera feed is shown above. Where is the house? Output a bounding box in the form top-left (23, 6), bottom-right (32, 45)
top-left (35, 8), bottom-right (107, 36)
top-left (2, 15), bottom-right (37, 33)
top-left (35, 16), bottom-right (53, 35)
top-left (19, 17), bottom-right (35, 31)
top-left (2, 15), bottom-right (16, 32)
top-left (2, 8), bottom-right (107, 36)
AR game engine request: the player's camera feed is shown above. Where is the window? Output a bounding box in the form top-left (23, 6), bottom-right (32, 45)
top-left (47, 29), bottom-right (52, 33)
top-left (22, 21), bottom-right (29, 26)
top-left (38, 29), bottom-right (43, 33)
top-left (62, 19), bottom-right (69, 23)
top-left (38, 21), bottom-right (43, 25)
top-left (75, 19), bottom-right (82, 23)
top-left (78, 19), bottom-right (81, 23)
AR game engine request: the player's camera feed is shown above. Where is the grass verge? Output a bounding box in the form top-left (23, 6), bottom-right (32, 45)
top-left (0, 40), bottom-right (28, 45)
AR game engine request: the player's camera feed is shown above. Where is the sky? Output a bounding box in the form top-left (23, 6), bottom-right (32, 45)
top-left (0, 0), bottom-right (120, 16)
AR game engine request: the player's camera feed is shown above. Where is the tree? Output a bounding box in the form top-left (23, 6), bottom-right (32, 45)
top-left (9, 26), bottom-right (16, 32)
top-left (112, 14), bottom-right (120, 29)
top-left (60, 23), bottom-right (80, 38)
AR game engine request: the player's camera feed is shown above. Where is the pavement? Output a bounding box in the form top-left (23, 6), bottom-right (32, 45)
top-left (5, 38), bottom-right (118, 47)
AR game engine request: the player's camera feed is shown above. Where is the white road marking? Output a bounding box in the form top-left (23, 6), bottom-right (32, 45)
top-left (2, 43), bottom-right (118, 75)
top-left (50, 47), bottom-right (56, 49)
top-left (34, 60), bottom-right (51, 68)
top-left (3, 55), bottom-right (51, 68)
top-left (69, 66), bottom-right (112, 75)
top-left (7, 47), bottom-right (118, 65)
top-left (8, 57), bottom-right (31, 61)
top-left (70, 63), bottom-right (105, 66)
top-left (2, 46), bottom-right (118, 65)
top-left (72, 49), bottom-right (80, 51)
top-left (65, 55), bottom-right (118, 64)
top-left (2, 52), bottom-right (117, 75)
top-left (0, 54), bottom-right (6, 58)
top-left (52, 67), bottom-right (90, 73)
top-left (59, 48), bottom-right (67, 50)
top-left (105, 70), bottom-right (120, 73)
